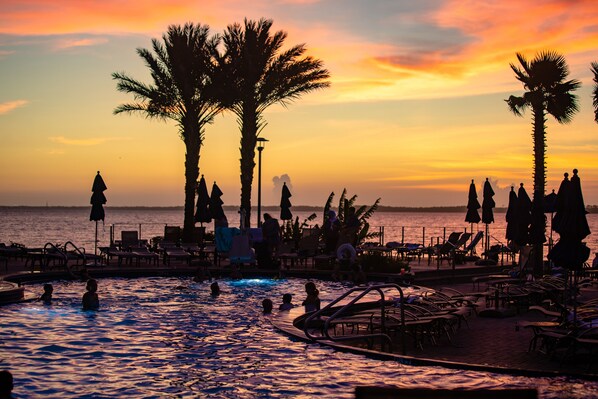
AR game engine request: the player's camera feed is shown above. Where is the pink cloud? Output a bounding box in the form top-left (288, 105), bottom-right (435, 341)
top-left (0, 100), bottom-right (28, 115)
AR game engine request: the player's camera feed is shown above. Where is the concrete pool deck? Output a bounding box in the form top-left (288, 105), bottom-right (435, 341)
top-left (2, 257), bottom-right (598, 380)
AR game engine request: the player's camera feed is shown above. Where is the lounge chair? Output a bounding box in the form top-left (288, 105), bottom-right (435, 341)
top-left (130, 245), bottom-right (159, 266)
top-left (462, 231), bottom-right (483, 255)
top-left (158, 242), bottom-right (191, 266)
top-left (164, 226), bottom-right (182, 243)
top-left (120, 230), bottom-right (140, 250)
top-left (427, 232), bottom-right (462, 269)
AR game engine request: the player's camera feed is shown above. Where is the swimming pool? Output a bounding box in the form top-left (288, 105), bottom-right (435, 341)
top-left (1, 277), bottom-right (597, 398)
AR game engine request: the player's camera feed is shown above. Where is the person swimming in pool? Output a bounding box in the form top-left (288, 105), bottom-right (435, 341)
top-left (82, 279), bottom-right (100, 310)
top-left (262, 298), bottom-right (273, 314)
top-left (40, 283), bottom-right (53, 305)
top-left (210, 281), bottom-right (221, 296)
top-left (279, 293), bottom-right (294, 311)
top-left (302, 282), bottom-right (320, 312)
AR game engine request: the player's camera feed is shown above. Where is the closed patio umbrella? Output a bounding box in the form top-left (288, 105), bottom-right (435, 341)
top-left (465, 179), bottom-right (481, 224)
top-left (549, 170), bottom-right (591, 271)
top-left (90, 171), bottom-right (107, 257)
top-left (548, 169), bottom-right (591, 324)
top-left (481, 178), bottom-right (495, 254)
top-left (505, 186), bottom-right (517, 243)
top-left (194, 175), bottom-right (211, 226)
top-left (280, 182), bottom-right (293, 221)
top-left (209, 182), bottom-right (226, 224)
top-left (465, 180), bottom-right (481, 241)
top-left (514, 183), bottom-right (532, 247)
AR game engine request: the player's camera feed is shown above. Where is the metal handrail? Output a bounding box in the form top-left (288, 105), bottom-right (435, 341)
top-left (64, 241), bottom-right (86, 265)
top-left (43, 242), bottom-right (68, 268)
top-left (303, 283), bottom-right (406, 354)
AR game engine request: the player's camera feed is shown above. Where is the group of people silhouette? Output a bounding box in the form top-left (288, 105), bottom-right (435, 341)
top-left (38, 278), bottom-right (100, 311)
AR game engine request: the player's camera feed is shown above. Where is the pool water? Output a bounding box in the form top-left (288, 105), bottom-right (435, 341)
top-left (1, 277), bottom-right (597, 398)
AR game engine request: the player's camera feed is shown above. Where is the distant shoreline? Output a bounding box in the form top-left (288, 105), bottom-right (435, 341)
top-left (2, 205), bottom-right (597, 213)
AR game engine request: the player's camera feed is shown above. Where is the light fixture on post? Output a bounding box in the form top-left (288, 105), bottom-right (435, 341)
top-left (256, 137), bottom-right (268, 228)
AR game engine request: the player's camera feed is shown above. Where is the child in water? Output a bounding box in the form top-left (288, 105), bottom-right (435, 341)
top-left (262, 298), bottom-right (273, 314)
top-left (82, 279), bottom-right (100, 310)
top-left (302, 282), bottom-right (320, 312)
top-left (279, 293), bottom-right (294, 311)
top-left (40, 283), bottom-right (53, 304)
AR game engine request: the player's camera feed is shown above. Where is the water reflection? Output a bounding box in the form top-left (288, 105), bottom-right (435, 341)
top-left (0, 277), bottom-right (596, 398)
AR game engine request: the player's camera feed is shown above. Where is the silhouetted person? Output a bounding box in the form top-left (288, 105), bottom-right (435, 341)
top-left (0, 370), bottom-right (13, 399)
top-left (279, 293), bottom-right (294, 311)
top-left (82, 279), bottom-right (100, 311)
top-left (345, 207), bottom-right (359, 228)
top-left (323, 210), bottom-right (340, 254)
top-left (210, 281), bottom-right (220, 296)
top-left (40, 283), bottom-right (53, 304)
top-left (262, 213), bottom-right (281, 256)
top-left (302, 282), bottom-right (320, 312)
top-left (262, 298), bottom-right (273, 314)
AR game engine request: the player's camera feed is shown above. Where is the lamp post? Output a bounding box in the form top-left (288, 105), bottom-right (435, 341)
top-left (257, 137), bottom-right (268, 228)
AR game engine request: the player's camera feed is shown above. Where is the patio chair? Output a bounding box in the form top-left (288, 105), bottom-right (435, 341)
top-left (279, 234), bottom-right (320, 269)
top-left (228, 235), bottom-right (256, 266)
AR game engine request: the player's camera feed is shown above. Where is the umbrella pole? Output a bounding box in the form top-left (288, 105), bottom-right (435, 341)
top-left (94, 220), bottom-right (98, 266)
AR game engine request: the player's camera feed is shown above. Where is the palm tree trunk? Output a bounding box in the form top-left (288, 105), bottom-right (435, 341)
top-left (531, 105), bottom-right (547, 277)
top-left (183, 121), bottom-right (201, 243)
top-left (239, 104), bottom-right (258, 228)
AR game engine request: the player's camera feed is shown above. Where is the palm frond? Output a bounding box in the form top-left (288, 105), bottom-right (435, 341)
top-left (505, 95), bottom-right (528, 117)
top-left (591, 62), bottom-right (598, 123)
top-left (323, 191), bottom-right (335, 222)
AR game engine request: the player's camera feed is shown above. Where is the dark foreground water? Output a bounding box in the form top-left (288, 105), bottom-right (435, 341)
top-left (1, 277), bottom-right (598, 398)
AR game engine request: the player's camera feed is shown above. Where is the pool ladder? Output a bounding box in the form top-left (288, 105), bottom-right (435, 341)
top-left (303, 284), bottom-right (407, 355)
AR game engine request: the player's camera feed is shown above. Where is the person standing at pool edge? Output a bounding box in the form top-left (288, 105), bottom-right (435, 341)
top-left (82, 279), bottom-right (100, 310)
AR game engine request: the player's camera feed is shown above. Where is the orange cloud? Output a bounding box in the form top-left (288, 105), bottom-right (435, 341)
top-left (53, 37), bottom-right (108, 50)
top-left (368, 0), bottom-right (598, 84)
top-left (48, 136), bottom-right (130, 146)
top-left (0, 100), bottom-right (28, 115)
top-left (0, 0), bottom-right (225, 35)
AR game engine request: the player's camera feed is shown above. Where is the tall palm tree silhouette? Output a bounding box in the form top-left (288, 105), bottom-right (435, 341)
top-left (112, 23), bottom-right (225, 242)
top-left (506, 51), bottom-right (580, 276)
top-left (221, 18), bottom-right (330, 227)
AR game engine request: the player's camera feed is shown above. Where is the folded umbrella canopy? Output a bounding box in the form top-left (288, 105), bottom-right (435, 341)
top-left (209, 181), bottom-right (226, 222)
top-left (280, 182), bottom-right (293, 221)
top-left (90, 171), bottom-right (107, 257)
top-left (481, 178), bottom-right (495, 254)
top-left (194, 175), bottom-right (211, 225)
top-left (514, 183), bottom-right (532, 247)
top-left (465, 179), bottom-right (481, 224)
top-left (549, 170), bottom-right (591, 271)
top-left (505, 186), bottom-right (518, 243)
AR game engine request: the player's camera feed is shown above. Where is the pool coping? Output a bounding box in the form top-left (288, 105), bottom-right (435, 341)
top-left (270, 306), bottom-right (598, 382)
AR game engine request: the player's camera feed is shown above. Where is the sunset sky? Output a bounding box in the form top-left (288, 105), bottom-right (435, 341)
top-left (1, 0), bottom-right (598, 210)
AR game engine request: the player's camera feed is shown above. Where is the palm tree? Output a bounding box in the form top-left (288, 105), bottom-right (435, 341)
top-left (592, 62), bottom-right (598, 123)
top-left (112, 23), bottom-right (225, 242)
top-left (506, 51), bottom-right (580, 276)
top-left (221, 18), bottom-right (330, 227)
